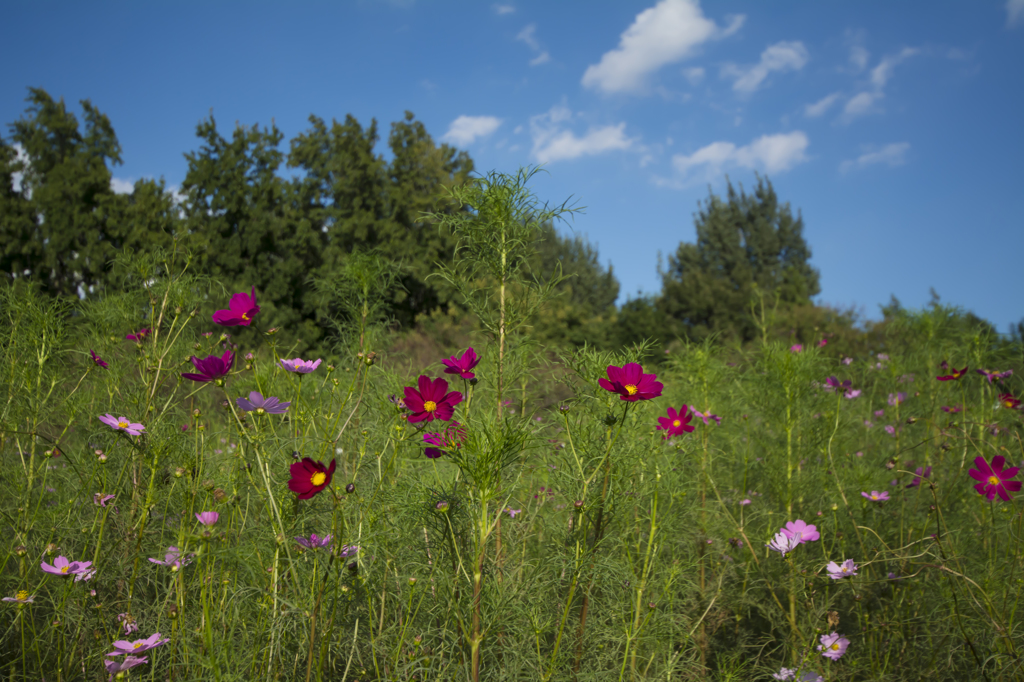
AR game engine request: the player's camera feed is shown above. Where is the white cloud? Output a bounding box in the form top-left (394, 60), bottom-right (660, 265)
top-left (517, 23), bottom-right (550, 66)
top-left (111, 178), bottom-right (135, 195)
top-left (513, 125), bottom-right (523, 134)
top-left (849, 45), bottom-right (869, 72)
top-left (530, 51), bottom-right (550, 66)
top-left (682, 66), bottom-right (705, 85)
top-left (722, 40), bottom-right (809, 93)
top-left (843, 91), bottom-right (882, 119)
top-left (870, 47), bottom-right (918, 89)
top-left (494, 4), bottom-right (515, 15)
top-left (442, 116), bottom-right (503, 146)
top-left (1008, 0), bottom-right (1024, 26)
top-left (670, 131), bottom-right (809, 179)
top-left (530, 104), bottom-right (634, 163)
top-left (805, 92), bottom-right (842, 118)
top-left (582, 0), bottom-right (744, 95)
top-left (9, 143), bottom-right (28, 193)
top-left (839, 142), bottom-right (909, 173)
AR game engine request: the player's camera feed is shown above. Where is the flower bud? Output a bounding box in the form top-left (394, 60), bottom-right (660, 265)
top-left (98, 454), bottom-right (108, 463)
top-left (266, 328), bottom-right (279, 336)
top-left (174, 467), bottom-right (186, 479)
top-left (327, 364), bottom-right (335, 372)
top-left (408, 577), bottom-right (417, 587)
top-left (43, 449), bottom-right (53, 458)
top-left (45, 543), bottom-right (59, 556)
top-left (436, 500), bottom-right (449, 513)
top-left (14, 545), bottom-right (26, 557)
top-left (193, 409), bottom-right (201, 418)
top-left (603, 413), bottom-right (618, 426)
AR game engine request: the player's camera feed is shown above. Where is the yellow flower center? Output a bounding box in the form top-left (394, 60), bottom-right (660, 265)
top-left (423, 400), bottom-right (437, 412)
top-left (624, 384), bottom-right (638, 396)
top-left (59, 566), bottom-right (68, 574)
top-left (989, 475), bottom-right (1000, 486)
top-left (311, 472), bottom-right (326, 486)
top-left (118, 420), bottom-right (129, 429)
top-left (16, 590), bottom-right (28, 600)
top-left (672, 420), bottom-right (681, 427)
top-left (242, 313), bottom-right (249, 320)
top-left (842, 566), bottom-right (849, 573)
top-left (831, 644), bottom-right (840, 651)
top-left (134, 642), bottom-right (143, 649)
top-left (256, 408), bottom-right (265, 415)
top-left (871, 494), bottom-right (878, 500)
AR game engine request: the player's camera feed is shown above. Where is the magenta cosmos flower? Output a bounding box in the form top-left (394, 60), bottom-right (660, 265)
top-left (105, 657), bottom-right (149, 676)
top-left (824, 376), bottom-right (851, 392)
top-left (288, 457), bottom-right (336, 499)
top-left (295, 533), bottom-right (333, 550)
top-left (90, 350), bottom-right (108, 369)
top-left (780, 520), bottom-right (819, 544)
top-left (692, 409), bottom-right (721, 425)
top-left (99, 414), bottom-right (145, 436)
top-left (279, 357), bottom-right (322, 373)
top-left (106, 632), bottom-right (169, 657)
top-left (598, 363), bottom-right (663, 402)
top-left (148, 547), bottom-right (194, 570)
top-left (41, 556), bottom-right (93, 577)
top-left (404, 376), bottom-right (463, 423)
top-left (442, 347), bottom-right (479, 380)
top-left (861, 491), bottom-right (889, 502)
top-left (818, 632), bottom-right (850, 660)
top-left (969, 455), bottom-right (1021, 502)
top-left (656, 405), bottom-right (695, 439)
top-left (906, 466), bottom-right (932, 489)
top-left (235, 391), bottom-right (290, 414)
top-left (789, 344), bottom-right (802, 353)
top-left (125, 328), bottom-right (150, 342)
top-left (977, 369), bottom-right (1012, 383)
top-left (937, 365), bottom-right (968, 381)
top-left (423, 421), bottom-right (467, 458)
top-left (212, 287), bottom-right (260, 326)
top-left (999, 393), bottom-right (1022, 410)
top-left (181, 350), bottom-right (234, 382)
top-left (826, 559), bottom-right (858, 579)
top-left (195, 511), bottom-right (219, 526)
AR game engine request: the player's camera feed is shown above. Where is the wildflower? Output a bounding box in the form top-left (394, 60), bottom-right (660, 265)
top-left (294, 533), bottom-right (333, 550)
top-left (235, 391), bottom-right (290, 415)
top-left (906, 466), bottom-right (932, 488)
top-left (842, 357), bottom-right (853, 365)
top-left (824, 377), bottom-right (851, 392)
top-left (288, 457), bottom-right (336, 499)
top-left (861, 491), bottom-right (889, 502)
top-left (195, 511), bottom-right (219, 526)
top-left (90, 350), bottom-right (108, 369)
top-left (887, 392), bottom-right (906, 406)
top-left (2, 591), bottom-right (34, 604)
top-left (844, 389), bottom-right (861, 399)
top-left (338, 545), bottom-right (359, 559)
top-left (423, 421), bottom-right (467, 458)
top-left (887, 572), bottom-right (901, 580)
top-left (148, 547), bottom-right (194, 570)
top-left (442, 347), bottom-right (480, 380)
top-left (104, 657), bottom-right (149, 675)
top-left (692, 409), bottom-right (721, 425)
top-left (656, 405), bottom-right (695, 439)
top-left (75, 568), bottom-right (96, 582)
top-left (977, 369), bottom-right (1013, 383)
top-left (937, 365), bottom-right (968, 381)
top-left (94, 493), bottom-right (115, 507)
top-left (863, 420), bottom-right (873, 428)
top-left (211, 287), bottom-right (260, 326)
top-left (41, 556), bottom-right (93, 577)
top-left (874, 409), bottom-right (885, 417)
top-left (436, 500), bottom-right (450, 512)
top-left (818, 338), bottom-right (827, 347)
top-left (598, 363), bottom-right (663, 401)
top-left (877, 353), bottom-right (889, 361)
top-left (106, 632), bottom-right (170, 657)
top-left (789, 344), bottom-right (803, 353)
top-left (969, 455), bottom-right (1021, 502)
top-left (181, 350), bottom-right (234, 382)
top-left (998, 393), bottom-right (1022, 410)
top-left (504, 508), bottom-right (522, 518)
top-left (125, 328), bottom-right (150, 342)
top-left (99, 414), bottom-right (145, 436)
top-left (826, 559), bottom-right (858, 579)
top-left (740, 499), bottom-right (752, 506)
top-left (767, 532), bottom-right (799, 557)
top-left (818, 632), bottom-right (850, 660)
top-left (404, 375), bottom-right (463, 423)
top-left (941, 405), bottom-right (962, 413)
top-left (279, 357), bottom-right (322, 373)
top-left (781, 519), bottom-right (820, 544)
top-left (884, 425), bottom-right (896, 436)
top-left (117, 613), bottom-right (138, 635)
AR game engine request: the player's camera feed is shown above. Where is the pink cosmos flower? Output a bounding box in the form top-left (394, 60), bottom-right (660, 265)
top-left (125, 328), bottom-right (150, 342)
top-left (75, 568), bottom-right (96, 582)
top-left (181, 350), bottom-right (234, 382)
top-left (740, 499), bottom-right (752, 506)
top-left (117, 613), bottom-right (138, 635)
top-left (826, 559), bottom-right (858, 579)
top-left (235, 391), bottom-right (290, 414)
top-left (941, 405), bottom-right (962, 414)
top-left (90, 350), bottom-right (108, 369)
top-left (404, 376), bottom-right (463, 423)
top-left (844, 389), bottom-right (861, 399)
top-left (789, 344), bottom-right (802, 353)
top-left (195, 511), bottom-right (219, 526)
top-left (818, 338), bottom-right (827, 347)
top-left (692, 409), bottom-right (721, 425)
top-left (41, 556), bottom-right (92, 577)
top-left (824, 377), bottom-right (851, 392)
top-left (767, 532), bottom-right (799, 557)
top-left (442, 347), bottom-right (479, 380)
top-left (969, 455), bottom-right (1021, 502)
top-left (884, 425), bottom-right (896, 436)
top-left (656, 405), bottom-right (695, 439)
top-left (212, 287), bottom-right (260, 326)
top-left (504, 508), bottom-right (522, 518)
top-left (423, 421), bottom-right (467, 458)
top-left (99, 414), bottom-right (145, 436)
top-left (295, 533), bottom-right (333, 550)
top-left (106, 632), bottom-right (169, 657)
top-left (818, 632), bottom-right (850, 660)
top-left (279, 357), bottom-right (322, 373)
top-left (937, 365), bottom-right (968, 381)
top-left (888, 392), bottom-right (906, 406)
top-left (977, 369), bottom-right (1013, 383)
top-left (780, 520), bottom-right (819, 544)
top-left (905, 466), bottom-right (931, 489)
top-left (288, 457), bottom-right (336, 499)
top-left (104, 657), bottom-right (148, 675)
top-left (3, 591), bottom-right (34, 604)
top-left (93, 493), bottom-right (115, 507)
top-left (598, 363), bottom-right (663, 401)
top-left (148, 547), bottom-right (194, 570)
top-left (861, 491), bottom-right (889, 502)
top-left (841, 357), bottom-right (853, 365)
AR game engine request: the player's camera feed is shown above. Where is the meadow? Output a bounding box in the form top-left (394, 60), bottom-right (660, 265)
top-left (2, 174), bottom-right (1023, 682)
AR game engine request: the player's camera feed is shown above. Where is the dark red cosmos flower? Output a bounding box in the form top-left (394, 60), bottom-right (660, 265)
top-left (656, 405), bottom-right (694, 439)
top-left (937, 365), bottom-right (968, 381)
top-left (404, 376), bottom-right (463, 423)
top-left (442, 347), bottom-right (479, 380)
top-left (212, 287), bottom-right (260, 327)
top-left (969, 455), bottom-right (1021, 501)
top-left (598, 363), bottom-right (663, 401)
top-left (90, 350), bottom-right (108, 369)
top-left (423, 421), bottom-right (467, 458)
top-left (125, 328), bottom-right (151, 342)
top-left (181, 350), bottom-right (234, 382)
top-left (288, 457), bottom-right (336, 499)
top-left (999, 393), bottom-right (1022, 410)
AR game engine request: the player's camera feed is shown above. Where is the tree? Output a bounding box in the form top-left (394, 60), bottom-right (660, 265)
top-left (659, 175), bottom-right (820, 342)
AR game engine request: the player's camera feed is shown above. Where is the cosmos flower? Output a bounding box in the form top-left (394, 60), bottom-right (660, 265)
top-left (442, 347), bottom-right (479, 380)
top-left (90, 350), bottom-right (108, 369)
top-left (106, 632), bottom-right (169, 657)
top-left (841, 357), bottom-right (853, 365)
top-left (598, 363), bottom-right (663, 402)
top-left (888, 392), bottom-right (906, 406)
top-left (288, 457), bottom-right (336, 499)
top-left (905, 466), bottom-right (932, 489)
top-left (818, 632), bottom-right (850, 660)
top-left (656, 405), bottom-right (695, 439)
top-left (780, 520), bottom-right (820, 544)
top-left (767, 532), bottom-right (799, 557)
top-left (860, 491), bottom-right (889, 502)
top-left (99, 414), bottom-right (145, 436)
top-left (941, 405), bottom-right (962, 414)
top-left (789, 344), bottom-right (803, 353)
top-left (212, 287), bottom-right (260, 326)
top-left (125, 328), bottom-right (150, 342)
top-left (295, 533), bottom-right (333, 550)
top-left (104, 657), bottom-right (148, 675)
top-left (844, 389), bottom-right (861, 399)
top-left (41, 556), bottom-right (92, 577)
top-left (977, 369), bottom-right (1012, 383)
top-left (826, 559), bottom-right (858, 580)
top-left (937, 365), bottom-right (968, 381)
top-left (423, 421), bottom-right (467, 458)
top-left (504, 508), bottom-right (522, 518)
top-left (279, 357), bottom-right (322, 373)
top-left (148, 547), bottom-right (194, 571)
top-left (235, 391), bottom-right (290, 414)
top-left (824, 377), bottom-right (851, 392)
top-left (692, 409), bottom-right (722, 425)
top-left (404, 376), bottom-right (463, 423)
top-left (181, 351), bottom-right (234, 382)
top-left (94, 493), bottom-right (115, 507)
top-left (998, 393), bottom-right (1022, 410)
top-left (969, 455), bottom-right (1021, 502)
top-left (2, 591), bottom-right (34, 604)
top-left (195, 511), bottom-right (219, 526)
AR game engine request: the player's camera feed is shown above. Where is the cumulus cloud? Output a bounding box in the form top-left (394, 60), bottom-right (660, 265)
top-left (839, 143), bottom-right (909, 173)
top-left (582, 0), bottom-right (744, 95)
top-left (111, 178), bottom-right (135, 195)
top-left (805, 92), bottom-right (842, 117)
top-left (1008, 0), bottom-right (1024, 26)
top-left (494, 3), bottom-right (515, 15)
top-left (517, 24), bottom-right (550, 66)
top-left (442, 116), bottom-right (503, 146)
top-left (530, 104), bottom-right (634, 163)
top-left (722, 40), bottom-right (809, 93)
top-left (843, 91), bottom-right (883, 119)
top-left (670, 131), bottom-right (809, 180)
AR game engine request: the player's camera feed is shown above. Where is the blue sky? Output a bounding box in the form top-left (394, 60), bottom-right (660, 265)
top-left (3, 1), bottom-right (1023, 332)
